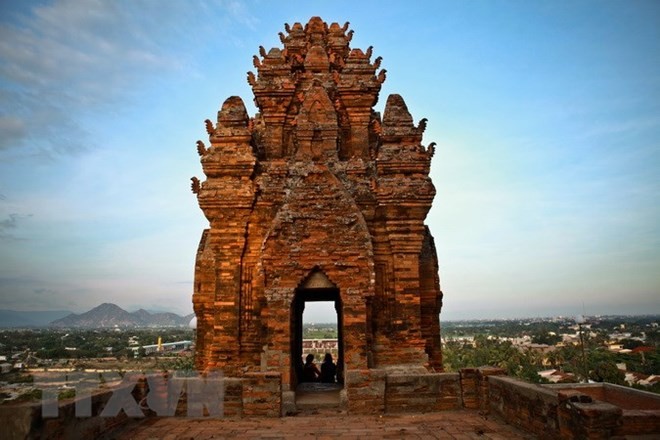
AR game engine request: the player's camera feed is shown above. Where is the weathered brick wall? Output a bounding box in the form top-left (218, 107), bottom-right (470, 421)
top-left (385, 373), bottom-right (461, 413)
top-left (192, 17), bottom-right (443, 386)
top-left (242, 372), bottom-right (281, 417)
top-left (0, 401), bottom-right (41, 440)
top-left (345, 369), bottom-right (386, 414)
top-left (488, 376), bottom-right (561, 439)
top-left (548, 383), bottom-right (660, 437)
top-left (557, 390), bottom-right (622, 440)
top-left (0, 383), bottom-right (146, 440)
top-left (455, 366), bottom-right (507, 413)
top-left (223, 378), bottom-right (244, 417)
top-left (192, 229), bottom-right (216, 371)
top-left (549, 382), bottom-right (660, 410)
top-left (459, 368), bottom-right (479, 409)
top-left (618, 410), bottom-right (660, 436)
top-left (259, 164), bottom-right (375, 377)
top-left (419, 228), bottom-right (443, 370)
top-left (486, 376), bottom-right (660, 439)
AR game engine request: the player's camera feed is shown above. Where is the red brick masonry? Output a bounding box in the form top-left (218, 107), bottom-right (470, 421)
top-left (121, 410), bottom-right (535, 440)
top-left (191, 16), bottom-right (443, 387)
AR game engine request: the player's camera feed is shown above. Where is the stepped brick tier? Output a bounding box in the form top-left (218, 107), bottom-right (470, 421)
top-left (191, 17), bottom-right (443, 398)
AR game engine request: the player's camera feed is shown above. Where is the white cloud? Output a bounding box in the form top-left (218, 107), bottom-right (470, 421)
top-left (0, 115), bottom-right (26, 150)
top-left (0, 0), bottom-right (258, 158)
top-left (0, 213), bottom-right (32, 241)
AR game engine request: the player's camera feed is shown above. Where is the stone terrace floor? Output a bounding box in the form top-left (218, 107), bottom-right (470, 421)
top-left (116, 410), bottom-right (536, 439)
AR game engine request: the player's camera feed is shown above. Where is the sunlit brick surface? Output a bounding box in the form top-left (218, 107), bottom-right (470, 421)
top-left (121, 410), bottom-right (534, 439)
top-left (191, 17), bottom-right (443, 388)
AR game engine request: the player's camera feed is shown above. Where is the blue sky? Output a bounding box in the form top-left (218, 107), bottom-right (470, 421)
top-left (0, 0), bottom-right (659, 321)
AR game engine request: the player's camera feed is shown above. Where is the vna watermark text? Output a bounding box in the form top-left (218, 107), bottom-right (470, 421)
top-left (33, 371), bottom-right (224, 418)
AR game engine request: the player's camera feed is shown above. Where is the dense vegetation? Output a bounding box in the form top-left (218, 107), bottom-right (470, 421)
top-left (302, 323), bottom-right (338, 339)
top-left (442, 315), bottom-right (660, 393)
top-left (2, 316), bottom-right (658, 394)
top-left (0, 328), bottom-right (194, 360)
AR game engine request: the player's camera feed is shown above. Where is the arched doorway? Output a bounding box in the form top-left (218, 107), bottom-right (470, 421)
top-left (290, 271), bottom-right (344, 391)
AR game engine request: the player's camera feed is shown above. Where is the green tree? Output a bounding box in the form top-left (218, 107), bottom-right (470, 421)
top-left (620, 338), bottom-right (644, 350)
top-left (531, 331), bottom-right (561, 346)
top-left (590, 361), bottom-right (625, 385)
top-left (443, 336), bottom-right (549, 383)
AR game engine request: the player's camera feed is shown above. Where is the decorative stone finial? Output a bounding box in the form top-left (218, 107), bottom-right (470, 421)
top-left (217, 96), bottom-right (249, 127)
top-left (196, 140), bottom-right (207, 156)
top-left (382, 94), bottom-right (413, 127)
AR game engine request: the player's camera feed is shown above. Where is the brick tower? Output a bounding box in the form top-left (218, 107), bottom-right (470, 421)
top-left (191, 17), bottom-right (443, 391)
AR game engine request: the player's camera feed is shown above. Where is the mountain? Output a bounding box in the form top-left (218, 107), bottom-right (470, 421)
top-left (50, 303), bottom-right (138, 328)
top-left (49, 303), bottom-right (193, 328)
top-left (0, 309), bottom-right (73, 328)
top-left (132, 308), bottom-right (188, 327)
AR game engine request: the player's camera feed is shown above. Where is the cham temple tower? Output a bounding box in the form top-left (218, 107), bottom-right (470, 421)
top-left (191, 16), bottom-right (443, 398)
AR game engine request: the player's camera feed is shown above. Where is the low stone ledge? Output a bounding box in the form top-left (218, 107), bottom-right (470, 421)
top-left (385, 372), bottom-right (460, 413)
top-left (549, 382), bottom-right (660, 437)
top-left (281, 390), bottom-right (296, 416)
top-left (559, 397), bottom-right (622, 439)
top-left (488, 376), bottom-right (561, 439)
top-left (223, 378), bottom-right (243, 417)
top-left (490, 376), bottom-right (558, 403)
top-left (345, 369), bottom-right (386, 414)
top-left (242, 372), bottom-right (281, 417)
top-left (459, 368), bottom-right (479, 409)
top-left (618, 409), bottom-right (660, 436)
top-left (0, 386), bottom-right (140, 440)
top-left (0, 401), bottom-right (44, 440)
top-left (548, 382), bottom-right (660, 410)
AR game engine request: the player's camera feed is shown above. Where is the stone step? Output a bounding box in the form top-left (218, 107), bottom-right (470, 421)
top-left (292, 397), bottom-right (346, 417)
top-left (293, 407), bottom-right (347, 417)
top-left (293, 383), bottom-right (345, 415)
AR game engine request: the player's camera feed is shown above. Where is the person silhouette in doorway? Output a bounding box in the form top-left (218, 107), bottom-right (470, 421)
top-left (320, 352), bottom-right (337, 383)
top-left (303, 353), bottom-right (321, 382)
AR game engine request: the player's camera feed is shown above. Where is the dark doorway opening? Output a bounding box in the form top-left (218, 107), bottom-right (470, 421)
top-left (290, 286), bottom-right (343, 392)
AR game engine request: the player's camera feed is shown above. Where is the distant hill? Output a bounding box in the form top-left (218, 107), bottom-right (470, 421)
top-left (0, 309), bottom-right (73, 327)
top-left (49, 303), bottom-right (194, 328)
